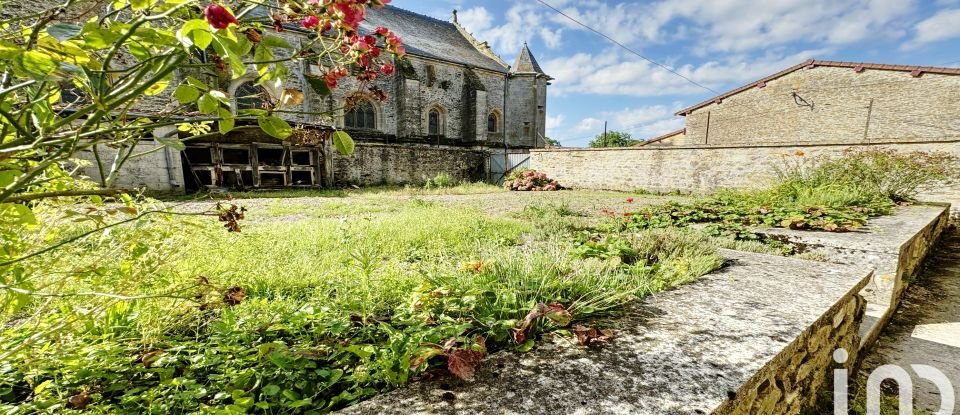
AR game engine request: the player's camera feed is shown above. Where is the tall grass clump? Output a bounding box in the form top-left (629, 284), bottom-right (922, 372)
top-left (623, 149), bottom-right (958, 233)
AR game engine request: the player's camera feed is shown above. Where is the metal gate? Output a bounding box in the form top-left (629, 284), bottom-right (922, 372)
top-left (489, 150), bottom-right (530, 184)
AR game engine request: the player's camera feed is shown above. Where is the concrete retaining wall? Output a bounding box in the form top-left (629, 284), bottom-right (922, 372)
top-left (530, 140), bottom-right (960, 217)
top-left (759, 205), bottom-right (951, 350)
top-left (339, 250), bottom-right (873, 415)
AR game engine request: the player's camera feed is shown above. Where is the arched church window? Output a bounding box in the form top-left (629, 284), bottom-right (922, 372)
top-left (487, 113), bottom-right (498, 133)
top-left (345, 99), bottom-right (376, 129)
top-left (428, 108), bottom-right (441, 135)
top-left (236, 83), bottom-right (265, 110)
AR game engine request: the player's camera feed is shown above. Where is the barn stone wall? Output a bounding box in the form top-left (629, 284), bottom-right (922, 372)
top-left (682, 66), bottom-right (960, 145)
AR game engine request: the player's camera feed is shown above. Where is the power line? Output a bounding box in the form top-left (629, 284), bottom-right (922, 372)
top-left (533, 0), bottom-right (734, 102)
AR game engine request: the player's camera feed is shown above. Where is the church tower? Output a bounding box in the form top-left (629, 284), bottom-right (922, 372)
top-left (506, 43), bottom-right (551, 148)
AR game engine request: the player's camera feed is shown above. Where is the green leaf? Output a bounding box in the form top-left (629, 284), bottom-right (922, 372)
top-left (0, 170), bottom-right (18, 189)
top-left (177, 19), bottom-right (212, 50)
top-left (130, 0), bottom-right (153, 10)
top-left (174, 84), bottom-right (201, 104)
top-left (262, 384), bottom-right (280, 397)
top-left (260, 35), bottom-right (292, 49)
top-left (185, 76), bottom-right (210, 91)
top-left (332, 130), bottom-right (355, 156)
top-left (305, 76), bottom-right (332, 97)
top-left (47, 23), bottom-right (82, 41)
top-left (218, 108), bottom-right (235, 134)
top-left (82, 24), bottom-right (122, 49)
top-left (258, 116), bottom-right (292, 139)
top-left (16, 51), bottom-right (58, 79)
top-left (156, 137), bottom-right (186, 151)
top-left (144, 78), bottom-right (170, 96)
top-left (1, 204), bottom-right (37, 225)
top-left (197, 93), bottom-right (219, 114)
top-left (516, 339), bottom-right (535, 352)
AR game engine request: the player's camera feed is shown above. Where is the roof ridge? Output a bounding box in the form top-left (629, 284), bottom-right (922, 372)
top-left (451, 14), bottom-right (509, 69)
top-left (381, 5), bottom-right (454, 27)
top-left (676, 59), bottom-right (960, 116)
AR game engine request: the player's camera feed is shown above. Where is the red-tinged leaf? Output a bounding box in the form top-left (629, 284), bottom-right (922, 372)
top-left (544, 302), bottom-right (573, 327)
top-left (512, 303), bottom-right (547, 344)
top-left (447, 348), bottom-right (485, 381)
top-left (573, 325), bottom-right (615, 347)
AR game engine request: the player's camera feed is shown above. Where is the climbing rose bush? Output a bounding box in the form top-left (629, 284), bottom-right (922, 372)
top-left (504, 169), bottom-right (563, 191)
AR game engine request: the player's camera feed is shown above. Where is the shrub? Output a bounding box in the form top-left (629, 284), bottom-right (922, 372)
top-left (616, 149), bottom-right (955, 234)
top-left (775, 149), bottom-right (958, 203)
top-left (504, 169), bottom-right (562, 191)
top-left (423, 172), bottom-right (456, 189)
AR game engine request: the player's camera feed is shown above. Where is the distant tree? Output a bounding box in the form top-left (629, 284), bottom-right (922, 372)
top-left (543, 137), bottom-right (561, 147)
top-left (588, 131), bottom-right (639, 148)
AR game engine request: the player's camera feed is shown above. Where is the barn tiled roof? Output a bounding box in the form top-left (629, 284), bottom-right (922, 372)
top-left (676, 59), bottom-right (960, 116)
top-left (360, 6), bottom-right (509, 73)
top-left (635, 129), bottom-right (685, 146)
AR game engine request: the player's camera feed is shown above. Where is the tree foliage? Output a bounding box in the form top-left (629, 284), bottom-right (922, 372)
top-left (588, 130), bottom-right (639, 148)
top-left (0, 0), bottom-right (403, 386)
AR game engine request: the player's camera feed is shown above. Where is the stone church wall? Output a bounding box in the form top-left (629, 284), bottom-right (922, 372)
top-left (331, 142), bottom-right (487, 186)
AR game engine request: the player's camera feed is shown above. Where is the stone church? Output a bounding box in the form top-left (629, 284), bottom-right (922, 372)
top-left (322, 7), bottom-right (554, 149)
top-left (64, 5), bottom-right (553, 191)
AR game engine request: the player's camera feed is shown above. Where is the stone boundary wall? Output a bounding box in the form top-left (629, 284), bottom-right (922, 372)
top-left (530, 139), bottom-right (960, 217)
top-left (331, 142), bottom-right (488, 186)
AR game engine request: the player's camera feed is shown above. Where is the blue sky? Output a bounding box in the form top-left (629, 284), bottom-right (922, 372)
top-left (393, 0), bottom-right (960, 147)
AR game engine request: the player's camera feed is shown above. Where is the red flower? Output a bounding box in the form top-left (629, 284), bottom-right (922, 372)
top-left (375, 26), bottom-right (390, 36)
top-left (381, 62), bottom-right (395, 76)
top-left (626, 198), bottom-right (634, 203)
top-left (204, 4), bottom-right (238, 30)
top-left (623, 212), bottom-right (632, 217)
top-left (301, 15), bottom-right (320, 29)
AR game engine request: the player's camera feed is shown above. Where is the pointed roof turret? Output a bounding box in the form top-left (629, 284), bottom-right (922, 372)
top-left (511, 42), bottom-right (546, 75)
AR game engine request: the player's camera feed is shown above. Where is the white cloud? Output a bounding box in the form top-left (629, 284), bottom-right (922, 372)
top-left (456, 4), bottom-right (563, 56)
top-left (906, 9), bottom-right (960, 47)
top-left (545, 0), bottom-right (914, 54)
top-left (541, 48), bottom-right (832, 98)
top-left (545, 113), bottom-right (565, 138)
top-left (575, 117), bottom-right (604, 132)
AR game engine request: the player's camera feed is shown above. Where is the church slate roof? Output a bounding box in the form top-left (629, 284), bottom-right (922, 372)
top-left (360, 6), bottom-right (509, 73)
top-left (511, 43), bottom-right (545, 74)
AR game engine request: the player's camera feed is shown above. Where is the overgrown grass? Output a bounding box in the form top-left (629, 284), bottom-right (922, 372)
top-left (0, 194), bottom-right (720, 413)
top-left (164, 182), bottom-right (503, 202)
top-left (622, 150), bottom-right (958, 234)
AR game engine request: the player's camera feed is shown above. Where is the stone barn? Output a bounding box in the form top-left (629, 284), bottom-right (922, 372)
top-left (642, 59), bottom-right (960, 146)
